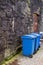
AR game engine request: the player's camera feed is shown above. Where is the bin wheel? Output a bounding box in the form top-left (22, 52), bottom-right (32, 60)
top-left (37, 48), bottom-right (39, 51)
top-left (39, 45), bottom-right (40, 48)
top-left (33, 51), bottom-right (37, 54)
top-left (29, 55), bottom-right (33, 58)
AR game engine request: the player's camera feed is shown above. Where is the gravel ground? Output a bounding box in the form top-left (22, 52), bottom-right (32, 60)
top-left (17, 42), bottom-right (43, 65)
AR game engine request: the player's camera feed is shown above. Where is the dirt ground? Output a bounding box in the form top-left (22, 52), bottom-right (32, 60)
top-left (8, 42), bottom-right (43, 65)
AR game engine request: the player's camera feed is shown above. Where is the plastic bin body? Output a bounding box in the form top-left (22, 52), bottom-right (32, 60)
top-left (21, 35), bottom-right (36, 56)
top-left (31, 34), bottom-right (38, 51)
top-left (31, 33), bottom-right (40, 50)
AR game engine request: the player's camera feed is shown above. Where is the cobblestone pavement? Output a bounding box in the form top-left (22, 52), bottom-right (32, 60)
top-left (17, 43), bottom-right (43, 65)
top-left (8, 43), bottom-right (43, 65)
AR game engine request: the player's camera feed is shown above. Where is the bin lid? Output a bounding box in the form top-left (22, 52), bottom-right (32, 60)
top-left (31, 33), bottom-right (40, 37)
top-left (21, 34), bottom-right (36, 39)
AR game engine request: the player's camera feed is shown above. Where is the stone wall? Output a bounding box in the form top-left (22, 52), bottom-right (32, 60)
top-left (40, 0), bottom-right (43, 32)
top-left (0, 0), bottom-right (31, 62)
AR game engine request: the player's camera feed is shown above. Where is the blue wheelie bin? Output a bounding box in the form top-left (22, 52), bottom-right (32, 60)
top-left (31, 33), bottom-right (40, 51)
top-left (21, 35), bottom-right (36, 57)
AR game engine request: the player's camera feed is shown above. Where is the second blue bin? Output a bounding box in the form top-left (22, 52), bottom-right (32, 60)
top-left (31, 33), bottom-right (40, 51)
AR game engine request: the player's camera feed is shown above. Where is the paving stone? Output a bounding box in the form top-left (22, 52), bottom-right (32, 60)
top-left (17, 43), bottom-right (43, 65)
